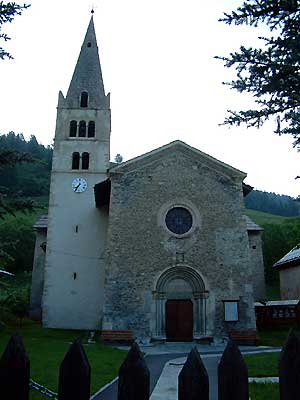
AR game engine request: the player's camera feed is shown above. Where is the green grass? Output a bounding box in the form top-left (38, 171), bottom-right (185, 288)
top-left (244, 352), bottom-right (279, 377)
top-left (244, 209), bottom-right (294, 225)
top-left (249, 383), bottom-right (279, 400)
top-left (258, 326), bottom-right (298, 347)
top-left (0, 321), bottom-right (127, 399)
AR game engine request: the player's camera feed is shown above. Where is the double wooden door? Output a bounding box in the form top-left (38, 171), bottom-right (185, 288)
top-left (165, 299), bottom-right (193, 341)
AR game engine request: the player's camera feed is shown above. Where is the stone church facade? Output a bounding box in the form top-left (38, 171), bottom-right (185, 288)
top-left (30, 17), bottom-right (265, 342)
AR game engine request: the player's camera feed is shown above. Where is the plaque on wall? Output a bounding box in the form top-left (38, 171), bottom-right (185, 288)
top-left (224, 301), bottom-right (239, 322)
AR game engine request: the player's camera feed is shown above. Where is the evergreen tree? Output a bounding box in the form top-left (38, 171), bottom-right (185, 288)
top-left (0, 2), bottom-right (30, 60)
top-left (216, 0), bottom-right (300, 148)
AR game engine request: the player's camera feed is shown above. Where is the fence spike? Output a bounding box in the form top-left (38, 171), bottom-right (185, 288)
top-left (279, 329), bottom-right (300, 400)
top-left (0, 333), bottom-right (30, 400)
top-left (178, 346), bottom-right (209, 400)
top-left (218, 340), bottom-right (248, 400)
top-left (118, 341), bottom-right (150, 400)
top-left (58, 338), bottom-right (91, 400)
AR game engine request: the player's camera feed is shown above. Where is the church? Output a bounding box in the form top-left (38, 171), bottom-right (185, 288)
top-left (30, 16), bottom-right (265, 342)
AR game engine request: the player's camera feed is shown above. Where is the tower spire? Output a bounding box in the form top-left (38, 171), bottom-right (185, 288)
top-left (65, 16), bottom-right (108, 109)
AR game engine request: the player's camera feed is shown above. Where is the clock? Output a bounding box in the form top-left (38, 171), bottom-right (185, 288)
top-left (72, 177), bottom-right (87, 193)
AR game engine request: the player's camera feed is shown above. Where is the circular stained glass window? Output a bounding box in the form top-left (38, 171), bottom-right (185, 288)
top-left (165, 207), bottom-right (193, 235)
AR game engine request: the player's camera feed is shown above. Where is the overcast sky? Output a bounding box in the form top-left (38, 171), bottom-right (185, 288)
top-left (1, 0), bottom-right (300, 197)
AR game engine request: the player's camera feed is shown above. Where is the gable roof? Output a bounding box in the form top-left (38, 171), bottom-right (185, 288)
top-left (273, 245), bottom-right (300, 269)
top-left (109, 140), bottom-right (247, 180)
top-left (33, 215), bottom-right (48, 229)
top-left (243, 215), bottom-right (263, 231)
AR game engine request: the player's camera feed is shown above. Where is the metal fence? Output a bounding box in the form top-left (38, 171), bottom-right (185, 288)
top-left (0, 331), bottom-right (299, 399)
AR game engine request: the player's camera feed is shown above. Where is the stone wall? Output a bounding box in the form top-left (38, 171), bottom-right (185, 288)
top-left (248, 231), bottom-right (266, 300)
top-left (29, 229), bottom-right (47, 320)
top-left (103, 145), bottom-right (256, 339)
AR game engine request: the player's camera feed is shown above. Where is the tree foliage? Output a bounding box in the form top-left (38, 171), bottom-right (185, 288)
top-left (0, 132), bottom-right (52, 215)
top-left (216, 0), bottom-right (300, 148)
top-left (0, 133), bottom-right (51, 273)
top-left (245, 189), bottom-right (300, 216)
top-left (0, 1), bottom-right (30, 60)
top-left (262, 218), bottom-right (300, 284)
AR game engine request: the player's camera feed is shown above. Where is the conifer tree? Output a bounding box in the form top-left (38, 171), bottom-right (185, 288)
top-left (216, 0), bottom-right (300, 148)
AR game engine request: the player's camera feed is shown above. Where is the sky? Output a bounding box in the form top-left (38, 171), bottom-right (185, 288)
top-left (1, 0), bottom-right (300, 197)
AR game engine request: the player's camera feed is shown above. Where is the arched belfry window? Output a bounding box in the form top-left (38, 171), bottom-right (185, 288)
top-left (88, 121), bottom-right (95, 138)
top-left (69, 120), bottom-right (77, 137)
top-left (80, 91), bottom-right (88, 108)
top-left (79, 121), bottom-right (86, 137)
top-left (72, 152), bottom-right (80, 170)
top-left (82, 152), bottom-right (90, 170)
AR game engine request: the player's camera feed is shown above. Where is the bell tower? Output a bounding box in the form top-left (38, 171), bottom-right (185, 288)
top-left (42, 16), bottom-right (110, 329)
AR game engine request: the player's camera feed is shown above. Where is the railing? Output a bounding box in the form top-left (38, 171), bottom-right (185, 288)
top-left (0, 331), bottom-right (299, 399)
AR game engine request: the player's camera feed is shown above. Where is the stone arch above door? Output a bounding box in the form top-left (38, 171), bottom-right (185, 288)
top-left (153, 265), bottom-right (209, 340)
top-left (155, 264), bottom-right (206, 294)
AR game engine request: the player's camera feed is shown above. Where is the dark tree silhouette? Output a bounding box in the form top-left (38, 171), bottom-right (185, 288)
top-left (216, 0), bottom-right (300, 149)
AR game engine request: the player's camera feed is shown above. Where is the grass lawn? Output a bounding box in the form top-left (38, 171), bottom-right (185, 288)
top-left (0, 320), bottom-right (127, 399)
top-left (249, 383), bottom-right (279, 400)
top-left (244, 352), bottom-right (279, 377)
top-left (258, 326), bottom-right (299, 347)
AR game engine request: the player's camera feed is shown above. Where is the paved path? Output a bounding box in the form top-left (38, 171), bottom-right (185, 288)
top-left (150, 354), bottom-right (221, 400)
top-left (92, 343), bottom-right (281, 400)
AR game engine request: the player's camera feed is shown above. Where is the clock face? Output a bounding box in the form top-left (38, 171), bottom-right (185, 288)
top-left (72, 177), bottom-right (87, 193)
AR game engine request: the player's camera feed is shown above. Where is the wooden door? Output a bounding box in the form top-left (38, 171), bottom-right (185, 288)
top-left (165, 299), bottom-right (193, 341)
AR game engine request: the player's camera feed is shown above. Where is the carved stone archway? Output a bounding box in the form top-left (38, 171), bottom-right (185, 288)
top-left (153, 265), bottom-right (209, 340)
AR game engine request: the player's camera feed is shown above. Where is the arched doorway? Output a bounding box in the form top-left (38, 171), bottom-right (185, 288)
top-left (153, 265), bottom-right (208, 341)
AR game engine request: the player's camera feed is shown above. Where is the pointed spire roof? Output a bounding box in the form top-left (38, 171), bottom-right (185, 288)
top-left (65, 16), bottom-right (108, 109)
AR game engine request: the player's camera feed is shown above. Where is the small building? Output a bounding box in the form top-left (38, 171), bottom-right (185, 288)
top-left (274, 245), bottom-right (300, 300)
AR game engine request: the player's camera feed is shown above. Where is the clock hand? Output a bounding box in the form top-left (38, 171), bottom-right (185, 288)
top-left (75, 183), bottom-right (81, 191)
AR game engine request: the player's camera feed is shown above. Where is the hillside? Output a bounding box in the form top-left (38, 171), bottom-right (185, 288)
top-left (245, 209), bottom-right (300, 290)
top-left (245, 189), bottom-right (300, 217)
top-left (244, 209), bottom-right (300, 226)
top-left (0, 132), bottom-right (52, 204)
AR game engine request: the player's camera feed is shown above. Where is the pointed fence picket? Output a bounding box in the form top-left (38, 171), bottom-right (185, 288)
top-left (118, 341), bottom-right (150, 400)
top-left (0, 333), bottom-right (30, 400)
top-left (58, 339), bottom-right (91, 400)
top-left (279, 330), bottom-right (300, 400)
top-left (178, 346), bottom-right (209, 400)
top-left (218, 340), bottom-right (249, 400)
top-left (1, 330), bottom-right (300, 399)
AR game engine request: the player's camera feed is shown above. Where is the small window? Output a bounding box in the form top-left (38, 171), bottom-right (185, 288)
top-left (79, 121), bottom-right (86, 137)
top-left (80, 91), bottom-right (88, 108)
top-left (88, 121), bottom-right (95, 137)
top-left (82, 152), bottom-right (89, 170)
top-left (72, 152), bottom-right (80, 170)
top-left (69, 120), bottom-right (77, 137)
top-left (87, 42), bottom-right (91, 48)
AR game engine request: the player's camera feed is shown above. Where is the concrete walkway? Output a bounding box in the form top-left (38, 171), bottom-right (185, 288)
top-left (145, 343), bottom-right (280, 400)
top-left (92, 342), bottom-right (281, 400)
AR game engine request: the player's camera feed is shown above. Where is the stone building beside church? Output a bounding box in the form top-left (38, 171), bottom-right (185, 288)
top-left (30, 17), bottom-right (265, 342)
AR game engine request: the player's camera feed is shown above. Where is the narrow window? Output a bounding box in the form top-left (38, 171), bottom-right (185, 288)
top-left (82, 152), bottom-right (90, 170)
top-left (72, 152), bottom-right (80, 170)
top-left (80, 91), bottom-right (88, 108)
top-left (69, 120), bottom-right (77, 137)
top-left (79, 120), bottom-right (86, 137)
top-left (88, 121), bottom-right (95, 137)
